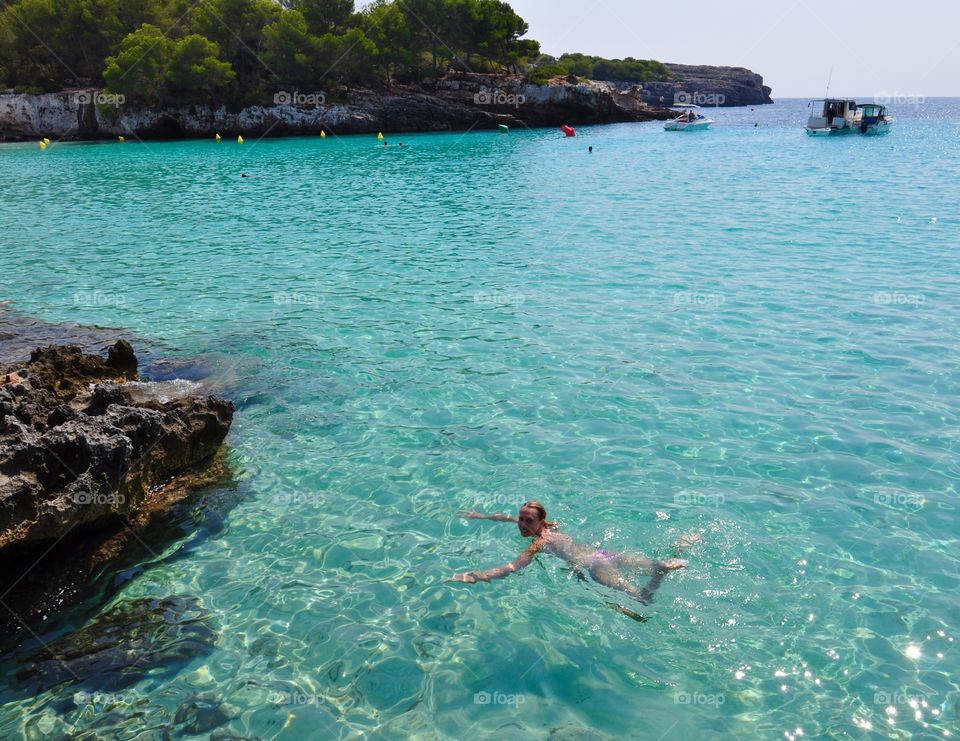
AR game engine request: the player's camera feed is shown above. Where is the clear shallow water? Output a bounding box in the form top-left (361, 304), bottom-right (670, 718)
top-left (1, 99), bottom-right (959, 738)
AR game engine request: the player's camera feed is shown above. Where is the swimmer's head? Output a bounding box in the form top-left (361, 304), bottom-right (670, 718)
top-left (518, 500), bottom-right (548, 537)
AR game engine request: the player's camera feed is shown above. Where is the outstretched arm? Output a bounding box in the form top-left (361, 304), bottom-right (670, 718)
top-left (458, 510), bottom-right (518, 522)
top-left (451, 540), bottom-right (543, 583)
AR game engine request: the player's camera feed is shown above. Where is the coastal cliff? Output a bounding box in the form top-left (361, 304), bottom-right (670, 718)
top-left (644, 64), bottom-right (773, 107)
top-left (0, 64), bottom-right (773, 142)
top-left (0, 73), bottom-right (674, 141)
top-left (0, 75), bottom-right (669, 141)
top-left (0, 341), bottom-right (233, 626)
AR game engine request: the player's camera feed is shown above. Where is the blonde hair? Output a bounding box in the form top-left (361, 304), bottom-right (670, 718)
top-left (521, 500), bottom-right (557, 528)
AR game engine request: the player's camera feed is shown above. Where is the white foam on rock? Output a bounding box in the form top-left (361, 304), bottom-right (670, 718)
top-left (122, 379), bottom-right (204, 404)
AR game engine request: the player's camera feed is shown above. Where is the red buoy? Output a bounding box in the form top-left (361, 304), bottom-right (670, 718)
top-left (561, 125), bottom-right (576, 137)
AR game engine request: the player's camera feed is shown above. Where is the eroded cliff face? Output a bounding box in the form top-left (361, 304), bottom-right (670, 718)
top-left (0, 65), bottom-right (774, 141)
top-left (640, 64), bottom-right (774, 107)
top-left (0, 75), bottom-right (670, 141)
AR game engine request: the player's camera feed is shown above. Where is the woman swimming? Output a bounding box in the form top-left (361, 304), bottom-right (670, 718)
top-left (450, 500), bottom-right (699, 605)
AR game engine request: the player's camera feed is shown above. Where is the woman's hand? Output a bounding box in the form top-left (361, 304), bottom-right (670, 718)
top-left (458, 510), bottom-right (484, 519)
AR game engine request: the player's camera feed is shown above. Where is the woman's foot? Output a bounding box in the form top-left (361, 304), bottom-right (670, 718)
top-left (659, 558), bottom-right (687, 571)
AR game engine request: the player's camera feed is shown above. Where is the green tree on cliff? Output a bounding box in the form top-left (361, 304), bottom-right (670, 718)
top-left (166, 35), bottom-right (236, 101)
top-left (1, 0), bottom-right (669, 103)
top-left (104, 24), bottom-right (234, 105)
top-left (189, 0), bottom-right (281, 100)
top-left (284, 0), bottom-right (354, 35)
top-left (102, 24), bottom-right (173, 104)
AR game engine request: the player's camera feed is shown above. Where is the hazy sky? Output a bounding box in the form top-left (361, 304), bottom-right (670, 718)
top-left (507, 0), bottom-right (959, 98)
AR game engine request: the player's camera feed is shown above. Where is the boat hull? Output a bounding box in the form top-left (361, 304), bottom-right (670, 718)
top-left (860, 121), bottom-right (893, 136)
top-left (664, 120), bottom-right (713, 132)
top-left (805, 125), bottom-right (857, 136)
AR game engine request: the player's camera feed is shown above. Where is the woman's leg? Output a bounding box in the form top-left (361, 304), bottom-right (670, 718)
top-left (613, 532), bottom-right (703, 572)
top-left (589, 560), bottom-right (660, 605)
top-left (614, 552), bottom-right (687, 574)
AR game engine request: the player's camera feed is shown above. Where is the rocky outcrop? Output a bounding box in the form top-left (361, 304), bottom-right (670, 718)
top-left (429, 73), bottom-right (662, 126)
top-left (0, 63), bottom-right (775, 141)
top-left (0, 74), bottom-right (670, 141)
top-left (0, 341), bottom-right (233, 624)
top-left (637, 64), bottom-right (773, 107)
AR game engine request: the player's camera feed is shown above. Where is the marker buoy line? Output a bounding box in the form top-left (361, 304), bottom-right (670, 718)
top-left (42, 137), bottom-right (50, 144)
top-left (377, 132), bottom-right (384, 140)
top-left (215, 133), bottom-right (221, 141)
top-left (237, 135), bottom-right (244, 144)
top-left (561, 125), bottom-right (576, 137)
top-left (320, 130), bottom-right (327, 139)
top-left (118, 136), bottom-right (125, 142)
top-left (39, 141), bottom-right (47, 149)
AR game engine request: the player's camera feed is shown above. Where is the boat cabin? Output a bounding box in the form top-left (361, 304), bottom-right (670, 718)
top-left (807, 99), bottom-right (859, 131)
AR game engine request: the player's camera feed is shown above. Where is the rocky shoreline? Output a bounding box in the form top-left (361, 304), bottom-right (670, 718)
top-left (0, 340), bottom-right (233, 629)
top-left (0, 68), bottom-right (772, 142)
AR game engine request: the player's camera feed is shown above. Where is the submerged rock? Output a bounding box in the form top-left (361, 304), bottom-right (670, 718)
top-left (0, 306), bottom-right (144, 365)
top-left (18, 595), bottom-right (217, 693)
top-left (174, 695), bottom-right (240, 735)
top-left (0, 342), bottom-right (234, 626)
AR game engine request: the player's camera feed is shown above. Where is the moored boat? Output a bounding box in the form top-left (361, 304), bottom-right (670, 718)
top-left (805, 99), bottom-right (859, 135)
top-left (858, 103), bottom-right (893, 135)
top-left (664, 105), bottom-right (713, 131)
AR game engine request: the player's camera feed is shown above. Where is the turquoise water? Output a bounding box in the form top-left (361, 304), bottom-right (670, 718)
top-left (1, 99), bottom-right (959, 738)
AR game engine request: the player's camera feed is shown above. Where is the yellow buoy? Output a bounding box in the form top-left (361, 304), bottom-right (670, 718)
top-left (42, 137), bottom-right (51, 144)
top-left (320, 130), bottom-right (326, 139)
top-left (215, 133), bottom-right (221, 141)
top-left (377, 132), bottom-right (384, 140)
top-left (237, 135), bottom-right (244, 144)
top-left (39, 141), bottom-right (47, 149)
top-left (118, 136), bottom-right (125, 142)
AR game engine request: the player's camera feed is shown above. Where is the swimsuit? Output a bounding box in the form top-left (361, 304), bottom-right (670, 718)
top-left (592, 548), bottom-right (618, 563)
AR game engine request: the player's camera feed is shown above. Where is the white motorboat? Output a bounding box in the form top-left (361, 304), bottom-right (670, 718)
top-left (805, 99), bottom-right (860, 135)
top-left (664, 105), bottom-right (713, 131)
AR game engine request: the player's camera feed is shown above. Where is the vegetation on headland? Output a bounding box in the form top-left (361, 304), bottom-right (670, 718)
top-left (527, 54), bottom-right (672, 85)
top-left (0, 0), bottom-right (670, 106)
